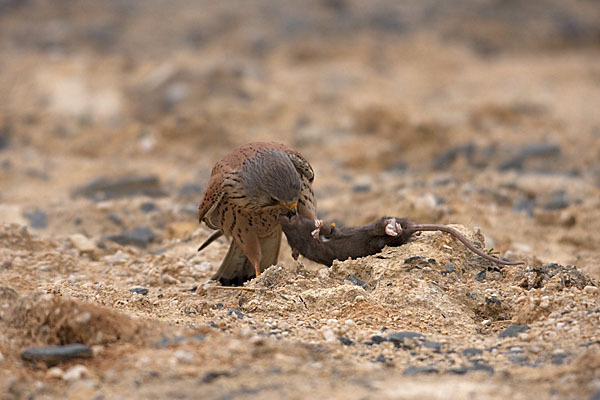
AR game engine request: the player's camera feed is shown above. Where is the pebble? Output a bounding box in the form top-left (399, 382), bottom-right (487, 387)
top-left (474, 270), bottom-right (486, 281)
top-left (445, 262), bottom-right (455, 273)
top-left (46, 367), bottom-right (64, 379)
top-left (543, 190), bottom-right (570, 211)
top-left (462, 348), bottom-right (483, 357)
top-left (140, 202), bottom-right (157, 213)
top-left (23, 209), bottom-right (47, 229)
top-left (72, 175), bottom-right (166, 201)
top-left (63, 364), bottom-right (89, 382)
top-left (21, 344), bottom-right (93, 366)
top-left (583, 286), bottom-right (599, 295)
top-left (551, 353), bottom-right (568, 365)
top-left (509, 346), bottom-right (524, 353)
top-left (104, 250), bottom-right (129, 263)
top-left (202, 371), bottom-right (231, 383)
top-left (174, 350), bottom-right (195, 364)
top-left (403, 365), bottom-right (439, 376)
top-left (345, 274), bottom-right (367, 289)
top-left (338, 337), bottom-right (354, 346)
top-left (499, 324), bottom-right (529, 338)
top-left (513, 197), bottom-right (536, 216)
top-left (386, 331), bottom-right (425, 348)
top-left (508, 355), bottom-right (529, 365)
top-left (499, 143), bottom-right (560, 171)
top-left (70, 234), bottom-right (96, 253)
top-left (226, 307), bottom-right (248, 319)
top-left (321, 328), bottom-right (336, 343)
top-left (129, 287), bottom-right (149, 295)
top-left (105, 226), bottom-right (156, 248)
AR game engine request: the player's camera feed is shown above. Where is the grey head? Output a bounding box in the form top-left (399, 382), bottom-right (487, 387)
top-left (240, 149), bottom-right (302, 210)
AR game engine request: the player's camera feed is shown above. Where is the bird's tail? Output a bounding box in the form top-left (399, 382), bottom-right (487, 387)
top-left (197, 231), bottom-right (224, 252)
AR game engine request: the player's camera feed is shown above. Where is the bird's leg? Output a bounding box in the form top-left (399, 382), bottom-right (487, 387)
top-left (238, 232), bottom-right (263, 278)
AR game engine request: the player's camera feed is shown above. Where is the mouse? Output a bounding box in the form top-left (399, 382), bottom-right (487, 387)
top-left (279, 214), bottom-right (523, 267)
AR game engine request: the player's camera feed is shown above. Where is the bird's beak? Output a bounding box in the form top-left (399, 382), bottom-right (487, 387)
top-left (281, 201), bottom-right (297, 215)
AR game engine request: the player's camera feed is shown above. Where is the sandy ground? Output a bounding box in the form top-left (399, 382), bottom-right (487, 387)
top-left (1, 1), bottom-right (600, 399)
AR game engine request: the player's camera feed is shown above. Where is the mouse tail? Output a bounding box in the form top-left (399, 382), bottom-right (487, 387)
top-left (406, 224), bottom-right (524, 266)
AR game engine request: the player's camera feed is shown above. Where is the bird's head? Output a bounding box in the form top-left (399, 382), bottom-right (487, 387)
top-left (241, 150), bottom-right (302, 213)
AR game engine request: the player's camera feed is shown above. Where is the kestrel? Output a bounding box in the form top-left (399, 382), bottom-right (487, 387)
top-left (198, 142), bottom-right (317, 285)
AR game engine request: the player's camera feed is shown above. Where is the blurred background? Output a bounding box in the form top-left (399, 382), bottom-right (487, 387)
top-left (1, 0), bottom-right (599, 271)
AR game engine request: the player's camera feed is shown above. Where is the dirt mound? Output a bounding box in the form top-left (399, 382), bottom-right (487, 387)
top-left (6, 291), bottom-right (149, 347)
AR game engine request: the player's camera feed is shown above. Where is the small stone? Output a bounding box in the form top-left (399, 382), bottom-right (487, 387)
top-left (423, 341), bottom-right (442, 353)
top-left (543, 190), bottom-right (570, 211)
top-left (403, 365), bottom-right (438, 376)
top-left (352, 183), bottom-right (372, 193)
top-left (140, 202), bottom-right (157, 213)
top-left (21, 344), bottom-right (93, 366)
top-left (386, 331), bottom-right (425, 348)
top-left (499, 324), bottom-right (529, 338)
top-left (445, 262), bottom-right (455, 273)
top-left (70, 234), bottom-right (96, 253)
top-left (201, 371), bottom-right (230, 383)
top-left (469, 361), bottom-right (494, 374)
top-left (129, 287), bottom-right (149, 295)
top-left (513, 197), bottom-right (535, 216)
top-left (72, 175), bottom-right (166, 201)
top-left (551, 353), bottom-right (568, 365)
top-left (322, 328), bottom-right (336, 343)
top-left (174, 350), bottom-right (195, 364)
top-left (345, 274), bottom-right (367, 289)
top-left (371, 335), bottom-right (385, 344)
top-left (104, 250), bottom-right (128, 263)
top-left (588, 390), bottom-right (600, 400)
top-left (474, 270), bottom-right (486, 281)
top-left (338, 337), bottom-right (354, 346)
top-left (105, 226), bottom-right (156, 248)
top-left (23, 209), bottom-right (47, 229)
top-left (508, 355), bottom-right (529, 365)
top-left (46, 367), bottom-right (64, 379)
top-left (510, 346), bottom-right (524, 353)
top-left (226, 307), bottom-right (247, 319)
top-left (63, 365), bottom-right (89, 382)
top-left (462, 348), bottom-right (483, 357)
top-left (518, 333), bottom-right (532, 341)
top-left (583, 286), bottom-right (599, 295)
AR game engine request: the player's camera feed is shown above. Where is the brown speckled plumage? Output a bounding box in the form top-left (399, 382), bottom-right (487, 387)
top-left (198, 142), bottom-right (316, 285)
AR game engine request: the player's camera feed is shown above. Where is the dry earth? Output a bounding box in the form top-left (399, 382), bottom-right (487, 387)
top-left (1, 1), bottom-right (600, 399)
